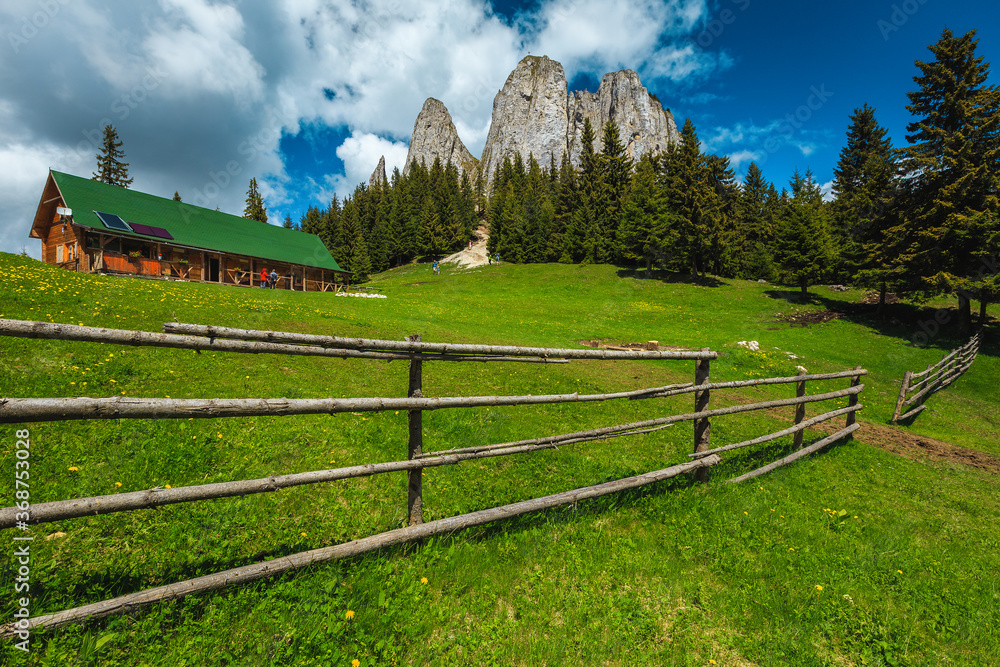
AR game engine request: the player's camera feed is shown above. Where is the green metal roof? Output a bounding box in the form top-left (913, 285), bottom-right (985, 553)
top-left (51, 170), bottom-right (345, 272)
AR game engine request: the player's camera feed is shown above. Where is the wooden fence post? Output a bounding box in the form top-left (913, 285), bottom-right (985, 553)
top-left (693, 349), bottom-right (711, 482)
top-left (846, 366), bottom-right (862, 431)
top-left (793, 368), bottom-right (807, 448)
top-left (891, 370), bottom-right (912, 424)
top-left (407, 334), bottom-right (424, 525)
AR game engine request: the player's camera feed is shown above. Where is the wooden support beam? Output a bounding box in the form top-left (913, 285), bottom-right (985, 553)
top-left (693, 350), bottom-right (711, 483)
top-left (793, 368), bottom-right (807, 448)
top-left (407, 334), bottom-right (424, 526)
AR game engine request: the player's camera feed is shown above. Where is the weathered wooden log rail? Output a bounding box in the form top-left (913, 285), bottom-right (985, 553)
top-left (891, 330), bottom-right (983, 423)
top-left (0, 318), bottom-right (866, 635)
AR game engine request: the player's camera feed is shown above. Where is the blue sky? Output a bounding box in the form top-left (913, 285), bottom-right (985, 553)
top-left (2, 0), bottom-right (998, 257)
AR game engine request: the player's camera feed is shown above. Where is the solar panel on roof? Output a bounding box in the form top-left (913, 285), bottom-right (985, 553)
top-left (130, 223), bottom-right (155, 236)
top-left (95, 211), bottom-right (132, 232)
top-left (149, 226), bottom-right (174, 240)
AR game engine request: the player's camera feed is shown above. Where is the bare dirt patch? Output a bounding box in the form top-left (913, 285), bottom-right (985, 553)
top-left (775, 310), bottom-right (843, 326)
top-left (815, 419), bottom-right (1000, 475)
top-left (578, 339), bottom-right (692, 352)
top-left (861, 291), bottom-right (900, 305)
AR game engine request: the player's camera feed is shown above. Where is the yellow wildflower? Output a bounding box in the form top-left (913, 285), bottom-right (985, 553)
top-left (345, 610), bottom-right (355, 620)
top-left (68, 466), bottom-right (78, 471)
top-left (352, 660), bottom-right (360, 667)
top-left (420, 577), bottom-right (428, 585)
top-left (815, 585), bottom-right (823, 591)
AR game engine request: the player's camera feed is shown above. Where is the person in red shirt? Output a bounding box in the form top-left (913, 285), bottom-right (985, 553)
top-left (260, 267), bottom-right (268, 288)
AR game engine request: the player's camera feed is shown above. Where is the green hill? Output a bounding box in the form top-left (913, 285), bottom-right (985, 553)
top-left (1, 252), bottom-right (997, 666)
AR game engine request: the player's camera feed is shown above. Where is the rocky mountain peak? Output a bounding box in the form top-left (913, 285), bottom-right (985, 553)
top-left (567, 69), bottom-right (679, 165)
top-left (368, 155), bottom-right (386, 189)
top-left (402, 97), bottom-right (478, 177)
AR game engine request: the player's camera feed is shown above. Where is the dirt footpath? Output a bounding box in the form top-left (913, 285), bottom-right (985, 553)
top-left (441, 225), bottom-right (491, 269)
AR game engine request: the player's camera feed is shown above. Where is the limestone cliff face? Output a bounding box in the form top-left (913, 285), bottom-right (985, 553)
top-left (567, 69), bottom-right (679, 166)
top-left (402, 98), bottom-right (478, 177)
top-left (401, 56), bottom-right (678, 186)
top-left (368, 155), bottom-right (386, 189)
top-left (479, 55), bottom-right (569, 185)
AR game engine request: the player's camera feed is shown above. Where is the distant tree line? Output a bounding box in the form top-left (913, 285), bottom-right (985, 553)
top-left (293, 159), bottom-right (478, 282)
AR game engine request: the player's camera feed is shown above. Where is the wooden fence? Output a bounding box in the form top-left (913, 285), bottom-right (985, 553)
top-left (891, 330), bottom-right (983, 423)
top-left (0, 318), bottom-right (865, 635)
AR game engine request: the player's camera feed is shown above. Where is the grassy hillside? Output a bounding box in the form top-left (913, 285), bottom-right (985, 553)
top-left (1, 252), bottom-right (997, 666)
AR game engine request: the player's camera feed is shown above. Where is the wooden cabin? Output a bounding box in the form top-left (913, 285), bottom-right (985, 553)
top-left (29, 170), bottom-right (351, 291)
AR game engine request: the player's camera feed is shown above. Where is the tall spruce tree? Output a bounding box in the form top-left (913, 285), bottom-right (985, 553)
top-left (774, 170), bottom-right (834, 298)
top-left (733, 161), bottom-right (776, 280)
top-left (831, 103), bottom-right (901, 311)
top-left (597, 120), bottom-right (632, 262)
top-left (92, 124), bottom-right (133, 188)
top-left (897, 28), bottom-right (1000, 333)
top-left (243, 178), bottom-right (268, 223)
top-left (660, 119), bottom-right (717, 276)
top-left (618, 153), bottom-right (671, 276)
top-left (172, 191), bottom-right (182, 202)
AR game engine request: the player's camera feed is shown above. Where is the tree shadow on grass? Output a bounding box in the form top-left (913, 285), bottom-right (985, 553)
top-left (763, 288), bottom-right (997, 358)
top-left (616, 266), bottom-right (728, 288)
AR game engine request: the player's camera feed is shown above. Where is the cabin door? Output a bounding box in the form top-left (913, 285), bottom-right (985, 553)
top-left (209, 258), bottom-right (220, 282)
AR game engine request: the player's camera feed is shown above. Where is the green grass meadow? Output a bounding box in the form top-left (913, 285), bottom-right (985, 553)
top-left (1, 252), bottom-right (998, 666)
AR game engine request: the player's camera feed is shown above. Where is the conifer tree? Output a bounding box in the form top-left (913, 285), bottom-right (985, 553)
top-left (92, 124), bottom-right (134, 188)
top-left (733, 161), bottom-right (776, 280)
top-left (896, 28), bottom-right (1000, 332)
top-left (243, 178), bottom-right (268, 223)
top-left (282, 214), bottom-right (295, 229)
top-left (774, 170), bottom-right (834, 298)
top-left (172, 191), bottom-right (182, 202)
top-left (831, 103), bottom-right (900, 310)
top-left (552, 152), bottom-right (579, 262)
top-left (597, 120), bottom-right (632, 262)
top-left (575, 118), bottom-right (602, 263)
top-left (660, 119), bottom-right (716, 276)
top-left (618, 153), bottom-right (670, 276)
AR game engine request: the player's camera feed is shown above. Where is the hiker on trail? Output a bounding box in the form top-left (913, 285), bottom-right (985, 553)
top-left (269, 269), bottom-right (278, 289)
top-left (260, 267), bottom-right (268, 288)
top-left (432, 260), bottom-right (440, 275)
top-left (488, 253), bottom-right (492, 265)
top-left (495, 253), bottom-right (501, 265)
top-left (469, 240), bottom-right (473, 250)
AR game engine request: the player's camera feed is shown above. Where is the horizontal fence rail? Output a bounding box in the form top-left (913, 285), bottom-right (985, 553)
top-left (0, 319), bottom-right (570, 364)
top-left (891, 330), bottom-right (983, 423)
top-left (0, 455), bottom-right (719, 639)
top-left (0, 318), bottom-right (866, 635)
top-left (161, 322), bottom-right (719, 360)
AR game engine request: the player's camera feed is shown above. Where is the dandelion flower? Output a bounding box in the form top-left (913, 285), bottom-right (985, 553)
top-left (301, 532), bottom-right (307, 537)
top-left (421, 577), bottom-right (428, 585)
top-left (897, 569), bottom-right (903, 574)
top-left (352, 660), bottom-right (360, 667)
top-left (345, 610), bottom-right (355, 620)
top-left (815, 585), bottom-right (823, 591)
top-left (165, 484), bottom-right (171, 489)
top-left (115, 482), bottom-right (122, 487)
top-left (68, 466), bottom-right (79, 471)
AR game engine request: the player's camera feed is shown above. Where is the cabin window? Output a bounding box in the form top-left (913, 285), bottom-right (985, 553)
top-left (56, 245), bottom-right (63, 263)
